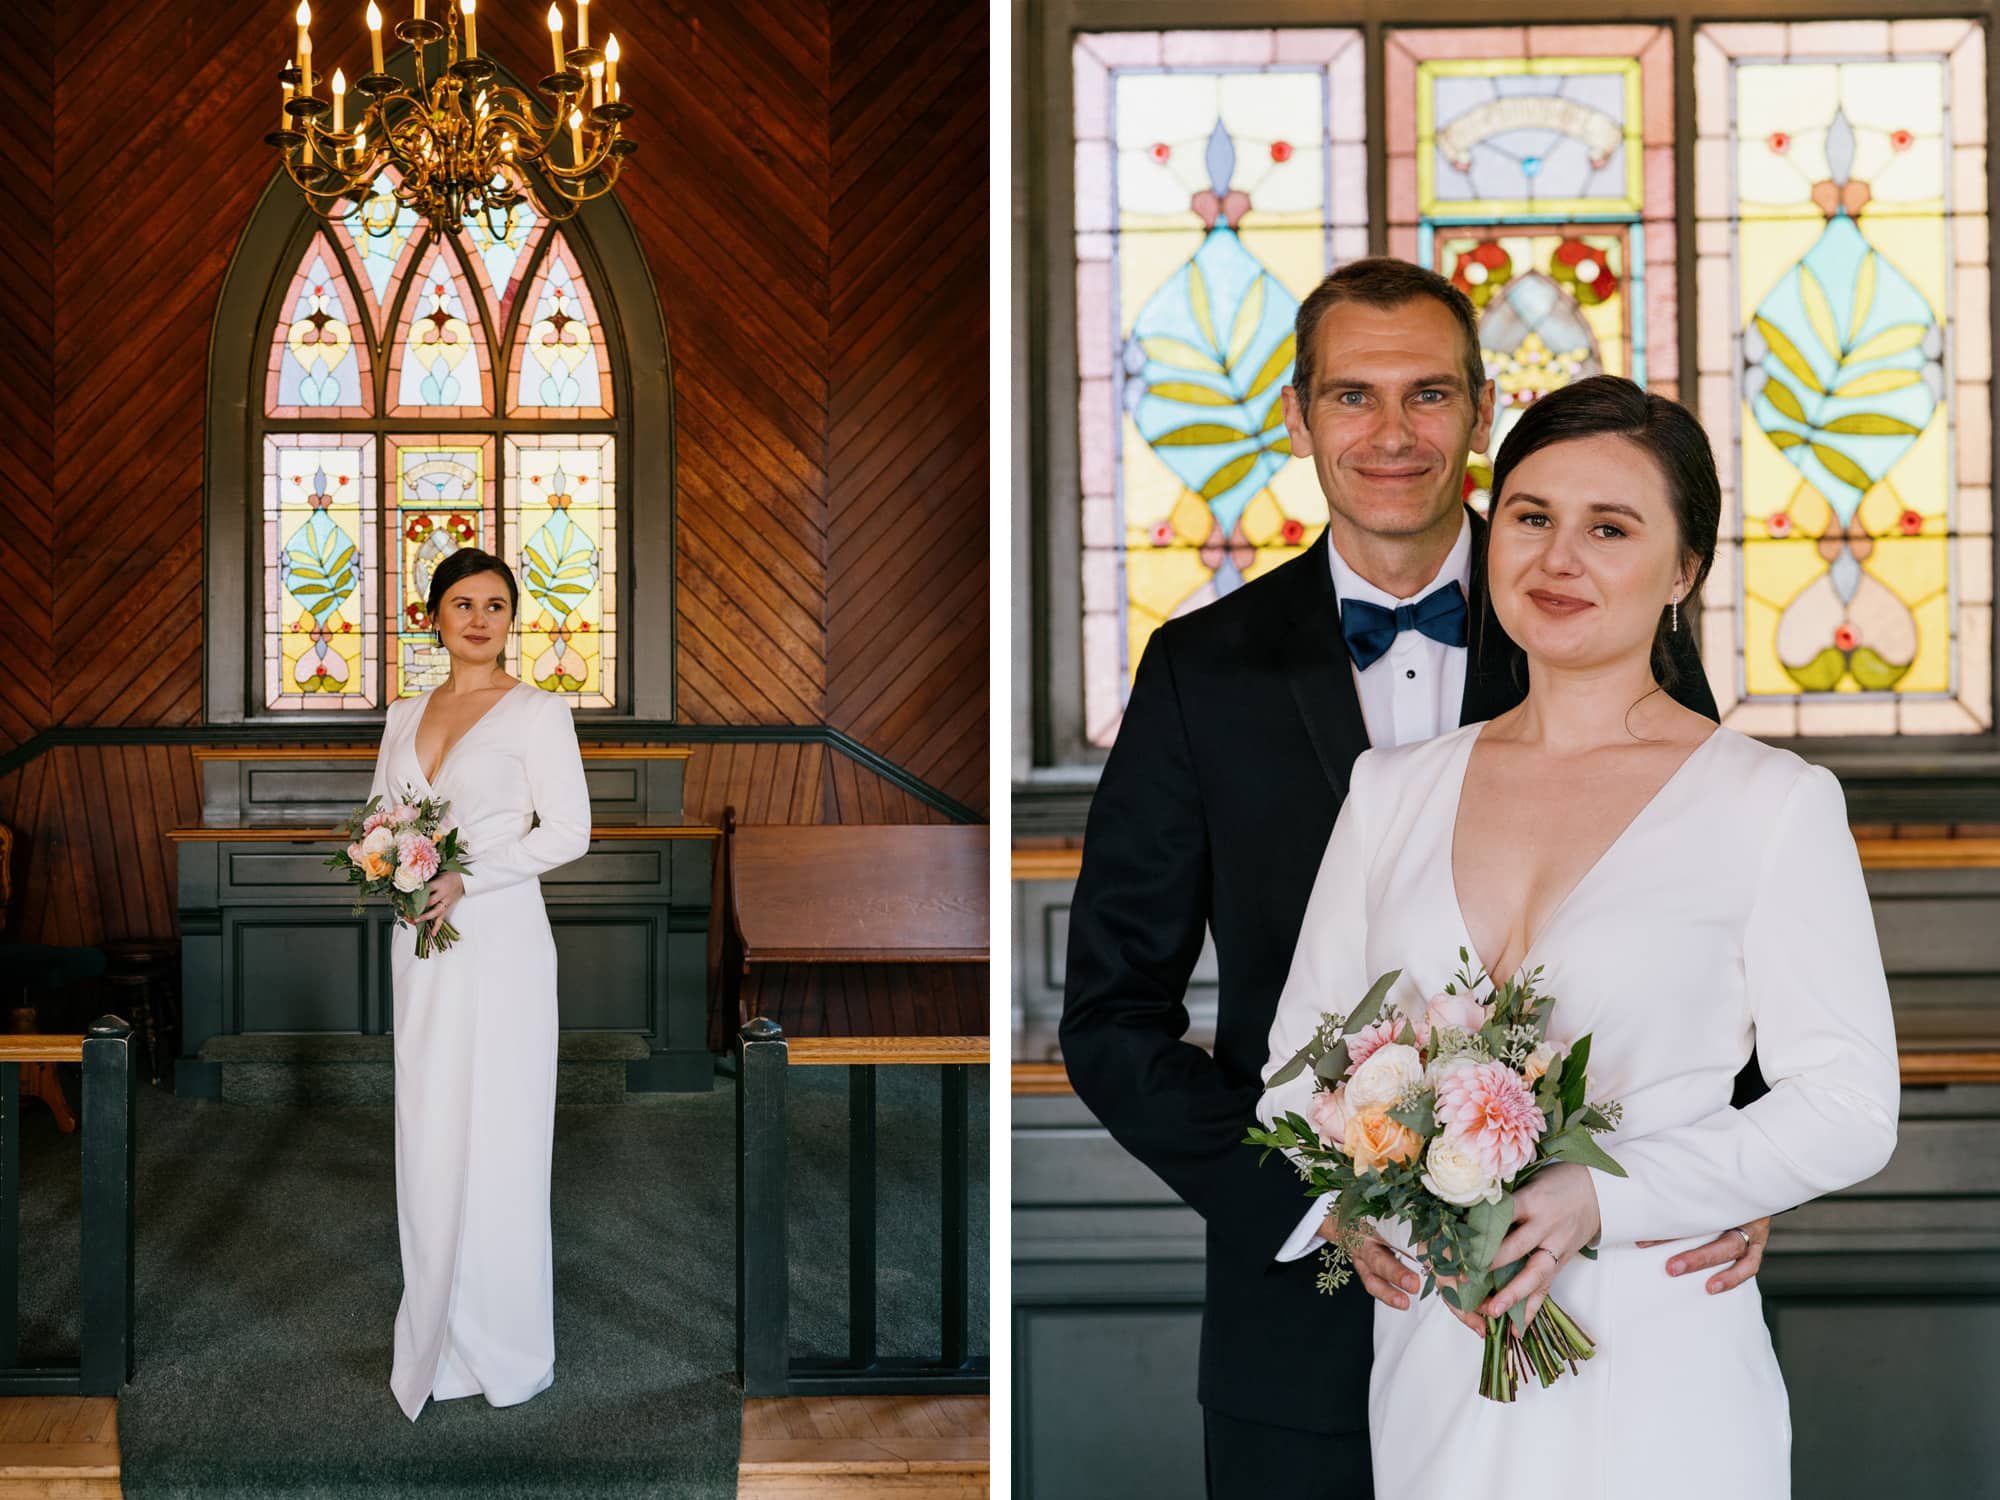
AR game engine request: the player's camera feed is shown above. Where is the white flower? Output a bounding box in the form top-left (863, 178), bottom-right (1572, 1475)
top-left (1421, 1135), bottom-right (1504, 1207)
top-left (392, 862), bottom-right (428, 894)
top-left (360, 825), bottom-right (396, 857)
top-left (1345, 1042), bottom-right (1424, 1115)
top-left (1523, 1041), bottom-right (1561, 1083)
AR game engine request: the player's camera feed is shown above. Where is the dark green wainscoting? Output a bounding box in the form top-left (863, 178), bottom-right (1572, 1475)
top-left (1011, 858), bottom-right (2000, 1500)
top-left (173, 746), bottom-right (717, 1097)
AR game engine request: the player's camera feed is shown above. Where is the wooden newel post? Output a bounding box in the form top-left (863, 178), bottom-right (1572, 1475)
top-left (79, 1015), bottom-right (135, 1394)
top-left (736, 1016), bottom-right (789, 1396)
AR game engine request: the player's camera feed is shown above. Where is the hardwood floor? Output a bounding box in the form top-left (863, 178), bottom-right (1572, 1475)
top-left (738, 1394), bottom-right (987, 1498)
top-left (0, 1397), bottom-right (120, 1499)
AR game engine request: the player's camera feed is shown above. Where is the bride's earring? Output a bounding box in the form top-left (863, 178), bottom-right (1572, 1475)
top-left (1670, 592), bottom-right (1680, 633)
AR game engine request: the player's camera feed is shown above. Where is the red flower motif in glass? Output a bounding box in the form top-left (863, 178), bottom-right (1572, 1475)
top-left (1150, 143), bottom-right (1170, 163)
top-left (1899, 509), bottom-right (1924, 535)
top-left (1834, 624), bottom-right (1859, 652)
top-left (1280, 518), bottom-right (1305, 545)
top-left (1270, 141), bottom-right (1292, 163)
top-left (1767, 512), bottom-right (1793, 538)
top-left (1151, 521), bottom-right (1175, 546)
top-left (1767, 132), bottom-right (1790, 153)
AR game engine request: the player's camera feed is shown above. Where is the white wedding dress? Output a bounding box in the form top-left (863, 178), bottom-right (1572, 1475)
top-left (1261, 722), bottom-right (1900, 1497)
top-left (367, 680), bottom-right (593, 1421)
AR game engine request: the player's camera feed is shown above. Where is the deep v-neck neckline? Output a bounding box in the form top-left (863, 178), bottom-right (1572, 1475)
top-left (1444, 722), bottom-right (1723, 986)
top-left (413, 681), bottom-right (524, 789)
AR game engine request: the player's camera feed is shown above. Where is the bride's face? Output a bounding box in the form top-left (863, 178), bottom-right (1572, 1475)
top-left (1486, 434), bottom-right (1694, 675)
top-left (434, 572), bottom-right (515, 670)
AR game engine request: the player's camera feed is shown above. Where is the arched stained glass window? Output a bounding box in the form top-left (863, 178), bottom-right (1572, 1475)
top-left (251, 192), bottom-right (625, 712)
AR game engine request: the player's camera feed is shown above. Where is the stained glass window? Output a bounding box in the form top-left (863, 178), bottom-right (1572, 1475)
top-left (1696, 20), bottom-right (1991, 737)
top-left (264, 434), bottom-right (378, 709)
top-left (267, 233), bottom-right (372, 419)
top-left (508, 233), bottom-right (612, 419)
top-left (505, 435), bottom-right (617, 706)
top-left (1386, 26), bottom-right (1677, 507)
top-left (1076, 28), bottom-right (1367, 747)
top-left (255, 187), bottom-right (622, 713)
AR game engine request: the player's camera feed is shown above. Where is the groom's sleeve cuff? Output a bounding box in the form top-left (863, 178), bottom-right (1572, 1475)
top-left (1275, 1193), bottom-right (1336, 1263)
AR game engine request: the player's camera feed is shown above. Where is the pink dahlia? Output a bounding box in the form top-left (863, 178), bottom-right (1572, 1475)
top-left (396, 833), bottom-right (441, 882)
top-left (1346, 1018), bottom-right (1403, 1072)
top-left (1434, 1060), bottom-right (1545, 1181)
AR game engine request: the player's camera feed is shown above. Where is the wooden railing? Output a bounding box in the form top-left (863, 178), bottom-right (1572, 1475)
top-left (1, 1018), bottom-right (137, 1395)
top-left (736, 1020), bottom-right (987, 1398)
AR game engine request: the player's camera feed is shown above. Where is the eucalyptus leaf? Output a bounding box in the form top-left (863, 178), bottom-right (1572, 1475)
top-left (1313, 1040), bottom-right (1352, 1081)
top-left (1464, 1192), bottom-right (1512, 1272)
top-left (1267, 1040), bottom-right (1316, 1089)
top-left (1546, 1128), bottom-right (1627, 1177)
top-left (1389, 1092), bottom-right (1435, 1137)
top-left (1342, 969), bottom-right (1402, 1037)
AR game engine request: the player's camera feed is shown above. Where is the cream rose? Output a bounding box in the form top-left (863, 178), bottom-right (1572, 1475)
top-left (1345, 1042), bottom-right (1424, 1115)
top-left (1421, 1134), bottom-right (1504, 1207)
top-left (360, 825), bottom-right (396, 857)
top-left (392, 862), bottom-right (428, 894)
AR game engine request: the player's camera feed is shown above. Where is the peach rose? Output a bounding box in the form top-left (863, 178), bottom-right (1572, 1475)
top-left (361, 850), bottom-right (394, 880)
top-left (1307, 1086), bottom-right (1354, 1149)
top-left (1522, 1041), bottom-right (1560, 1084)
top-left (1345, 1108), bottom-right (1423, 1174)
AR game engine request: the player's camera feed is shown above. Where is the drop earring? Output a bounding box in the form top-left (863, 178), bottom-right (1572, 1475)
top-left (1670, 593), bottom-right (1680, 633)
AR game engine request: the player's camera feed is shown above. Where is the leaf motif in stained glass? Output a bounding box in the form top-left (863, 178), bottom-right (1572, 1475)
top-left (504, 437), bottom-right (616, 705)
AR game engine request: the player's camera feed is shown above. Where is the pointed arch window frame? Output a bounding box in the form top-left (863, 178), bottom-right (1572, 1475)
top-left (204, 46), bottom-right (674, 725)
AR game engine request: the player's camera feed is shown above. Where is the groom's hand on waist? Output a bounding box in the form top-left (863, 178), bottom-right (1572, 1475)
top-left (1331, 1220), bottom-right (1422, 1312)
top-left (1638, 1216), bottom-right (1770, 1293)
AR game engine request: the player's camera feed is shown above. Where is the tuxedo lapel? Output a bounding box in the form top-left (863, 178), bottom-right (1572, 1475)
top-left (1458, 508), bottom-right (1528, 726)
top-left (1271, 529), bottom-right (1372, 800)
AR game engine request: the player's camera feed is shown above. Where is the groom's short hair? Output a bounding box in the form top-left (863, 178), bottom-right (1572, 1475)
top-left (1292, 258), bottom-right (1486, 413)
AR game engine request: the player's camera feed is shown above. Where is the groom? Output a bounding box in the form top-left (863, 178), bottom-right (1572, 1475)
top-left (1061, 258), bottom-right (1770, 1496)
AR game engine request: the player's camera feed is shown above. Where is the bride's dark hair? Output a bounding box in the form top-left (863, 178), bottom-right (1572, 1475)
top-left (1479, 374), bottom-right (1721, 690)
top-left (426, 547), bottom-right (520, 635)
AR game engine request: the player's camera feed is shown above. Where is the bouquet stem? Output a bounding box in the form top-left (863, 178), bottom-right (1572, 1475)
top-left (413, 918), bottom-right (461, 958)
top-left (1478, 1296), bottom-right (1596, 1403)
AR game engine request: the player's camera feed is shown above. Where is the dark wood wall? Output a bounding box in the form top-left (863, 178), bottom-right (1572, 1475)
top-left (0, 0), bottom-right (987, 947)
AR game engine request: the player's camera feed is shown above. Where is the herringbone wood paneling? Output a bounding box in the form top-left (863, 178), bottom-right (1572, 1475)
top-left (1, 1), bottom-right (987, 955)
top-left (0, 3), bottom-right (54, 755)
top-left (826, 0), bottom-right (989, 818)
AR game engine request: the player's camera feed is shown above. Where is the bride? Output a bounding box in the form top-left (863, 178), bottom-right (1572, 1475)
top-left (366, 547), bottom-right (593, 1420)
top-left (1260, 376), bottom-right (1900, 1494)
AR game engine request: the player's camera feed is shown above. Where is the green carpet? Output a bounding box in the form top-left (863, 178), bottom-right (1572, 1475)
top-left (14, 1062), bottom-right (988, 1498)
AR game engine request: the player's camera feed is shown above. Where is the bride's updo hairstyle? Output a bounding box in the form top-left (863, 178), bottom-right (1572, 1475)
top-left (426, 547), bottom-right (521, 638)
top-left (1482, 374), bottom-right (1721, 689)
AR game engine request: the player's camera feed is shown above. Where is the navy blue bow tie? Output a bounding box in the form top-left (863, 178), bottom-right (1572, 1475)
top-left (1339, 581), bottom-right (1469, 669)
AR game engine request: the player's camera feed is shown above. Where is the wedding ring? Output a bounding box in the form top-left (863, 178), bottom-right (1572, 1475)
top-left (1533, 1245), bottom-right (1559, 1266)
top-left (1733, 1227), bottom-right (1753, 1249)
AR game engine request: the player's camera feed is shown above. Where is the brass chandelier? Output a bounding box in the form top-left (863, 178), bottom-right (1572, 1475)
top-left (268, 0), bottom-right (635, 233)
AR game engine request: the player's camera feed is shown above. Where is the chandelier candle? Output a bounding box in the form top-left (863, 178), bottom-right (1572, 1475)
top-left (267, 0), bottom-right (637, 232)
top-left (577, 0), bottom-right (588, 47)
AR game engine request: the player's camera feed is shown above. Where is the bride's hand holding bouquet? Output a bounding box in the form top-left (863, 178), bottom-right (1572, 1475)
top-left (1248, 951), bottom-right (1626, 1403)
top-left (326, 786), bottom-right (475, 957)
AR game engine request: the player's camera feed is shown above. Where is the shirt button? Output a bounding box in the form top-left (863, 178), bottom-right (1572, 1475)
top-left (1405, 669), bottom-right (1416, 680)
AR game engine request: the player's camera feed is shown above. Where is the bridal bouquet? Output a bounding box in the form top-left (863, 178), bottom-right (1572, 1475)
top-left (325, 787), bottom-right (473, 958)
top-left (1247, 952), bottom-right (1626, 1402)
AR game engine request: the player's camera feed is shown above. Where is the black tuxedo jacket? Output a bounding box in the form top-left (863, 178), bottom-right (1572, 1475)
top-left (1059, 514), bottom-right (1725, 1434)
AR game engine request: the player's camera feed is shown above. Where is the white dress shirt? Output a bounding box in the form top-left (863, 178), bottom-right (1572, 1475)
top-left (1274, 513), bottom-right (1474, 1263)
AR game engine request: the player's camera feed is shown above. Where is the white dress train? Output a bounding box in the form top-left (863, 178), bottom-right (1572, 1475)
top-left (1260, 723), bottom-right (1900, 1497)
top-left (366, 681), bottom-right (593, 1421)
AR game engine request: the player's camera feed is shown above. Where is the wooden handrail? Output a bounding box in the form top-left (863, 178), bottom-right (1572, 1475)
top-left (1013, 838), bottom-right (2000, 880)
top-left (0, 1035), bottom-right (86, 1063)
top-left (1012, 1052), bottom-right (2000, 1093)
top-left (190, 745), bottom-right (694, 761)
top-left (166, 822), bottom-right (721, 842)
top-left (787, 1036), bottom-right (989, 1067)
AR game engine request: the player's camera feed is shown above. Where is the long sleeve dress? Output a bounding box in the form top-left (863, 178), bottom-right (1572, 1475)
top-left (366, 680), bottom-right (593, 1422)
top-left (1259, 722), bottom-right (1900, 1497)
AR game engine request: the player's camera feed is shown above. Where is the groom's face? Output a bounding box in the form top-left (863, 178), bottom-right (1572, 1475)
top-left (1280, 298), bottom-right (1495, 543)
